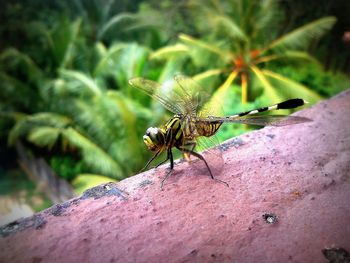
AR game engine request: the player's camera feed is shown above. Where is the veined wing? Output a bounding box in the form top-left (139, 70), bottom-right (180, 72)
top-left (129, 75), bottom-right (206, 116)
top-left (129, 77), bottom-right (182, 114)
top-left (173, 75), bottom-right (210, 116)
top-left (201, 115), bottom-right (312, 127)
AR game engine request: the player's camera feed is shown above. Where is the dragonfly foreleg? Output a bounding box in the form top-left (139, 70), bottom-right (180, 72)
top-left (140, 149), bottom-right (162, 173)
top-left (177, 147), bottom-right (229, 187)
top-left (156, 149), bottom-right (170, 168)
top-left (160, 148), bottom-right (174, 190)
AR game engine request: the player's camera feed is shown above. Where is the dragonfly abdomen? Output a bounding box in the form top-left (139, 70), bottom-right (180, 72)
top-left (228, 98), bottom-right (307, 119)
top-left (196, 121), bottom-right (223, 137)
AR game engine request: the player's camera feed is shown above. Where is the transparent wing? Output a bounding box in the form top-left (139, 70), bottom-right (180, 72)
top-left (129, 75), bottom-right (207, 116)
top-left (202, 115), bottom-right (312, 127)
top-left (129, 77), bottom-right (182, 114)
top-left (174, 74), bottom-right (210, 116)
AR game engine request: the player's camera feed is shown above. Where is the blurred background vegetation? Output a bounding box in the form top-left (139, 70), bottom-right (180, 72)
top-left (0, 0), bottom-right (349, 221)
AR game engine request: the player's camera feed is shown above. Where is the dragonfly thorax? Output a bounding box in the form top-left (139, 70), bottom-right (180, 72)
top-left (143, 127), bottom-right (165, 152)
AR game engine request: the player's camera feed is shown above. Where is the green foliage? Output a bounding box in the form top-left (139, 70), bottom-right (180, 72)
top-left (2, 40), bottom-right (165, 181)
top-left (267, 17), bottom-right (337, 51)
top-left (153, 0), bottom-right (336, 106)
top-left (0, 5), bottom-right (173, 185)
top-left (0, 0), bottom-right (347, 199)
top-left (50, 156), bottom-right (86, 181)
top-left (269, 63), bottom-right (350, 97)
top-left (97, 0), bottom-right (194, 48)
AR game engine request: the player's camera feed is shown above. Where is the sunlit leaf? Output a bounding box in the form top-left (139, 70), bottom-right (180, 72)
top-left (28, 127), bottom-right (61, 149)
top-left (262, 69), bottom-right (323, 103)
top-left (192, 69), bottom-right (223, 81)
top-left (179, 33), bottom-right (230, 59)
top-left (250, 65), bottom-right (282, 103)
top-left (150, 44), bottom-right (189, 60)
top-left (204, 70), bottom-right (239, 113)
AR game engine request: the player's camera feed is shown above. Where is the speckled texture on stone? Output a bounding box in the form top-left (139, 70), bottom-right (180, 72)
top-left (1, 90), bottom-right (350, 263)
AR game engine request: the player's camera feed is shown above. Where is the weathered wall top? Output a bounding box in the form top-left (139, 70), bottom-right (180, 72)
top-left (1, 90), bottom-right (350, 263)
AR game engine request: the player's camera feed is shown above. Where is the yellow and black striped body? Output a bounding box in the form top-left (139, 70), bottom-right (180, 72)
top-left (161, 115), bottom-right (185, 148)
top-left (162, 114), bottom-right (223, 147)
top-left (195, 119), bottom-right (223, 138)
top-left (142, 114), bottom-right (224, 155)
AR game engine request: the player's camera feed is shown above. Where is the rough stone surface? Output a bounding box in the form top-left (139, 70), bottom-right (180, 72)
top-left (1, 90), bottom-right (350, 263)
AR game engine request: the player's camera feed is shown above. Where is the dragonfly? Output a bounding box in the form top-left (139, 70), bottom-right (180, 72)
top-left (129, 75), bottom-right (310, 188)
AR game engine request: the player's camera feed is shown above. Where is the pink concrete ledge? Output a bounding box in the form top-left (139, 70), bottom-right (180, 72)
top-left (1, 90), bottom-right (350, 263)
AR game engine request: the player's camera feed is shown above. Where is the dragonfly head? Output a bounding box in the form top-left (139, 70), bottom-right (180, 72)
top-left (143, 127), bottom-right (165, 151)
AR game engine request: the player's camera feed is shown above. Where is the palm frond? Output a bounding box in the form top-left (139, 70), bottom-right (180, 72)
top-left (262, 69), bottom-right (323, 103)
top-left (150, 44), bottom-right (189, 60)
top-left (0, 72), bottom-right (37, 109)
top-left (98, 13), bottom-right (136, 40)
top-left (93, 43), bottom-right (127, 77)
top-left (27, 126), bottom-right (61, 149)
top-left (8, 113), bottom-right (72, 145)
top-left (204, 70), bottom-right (239, 112)
top-left (179, 34), bottom-right (231, 59)
top-left (112, 43), bottom-right (150, 89)
top-left (156, 57), bottom-right (186, 84)
top-left (192, 69), bottom-right (223, 81)
top-left (250, 65), bottom-right (282, 103)
top-left (40, 18), bottom-right (83, 69)
top-left (62, 128), bottom-right (124, 179)
top-left (26, 21), bottom-right (55, 54)
top-left (252, 0), bottom-right (281, 41)
top-left (59, 69), bottom-right (102, 96)
top-left (60, 18), bottom-right (82, 69)
top-left (106, 91), bottom-right (145, 166)
top-left (255, 51), bottom-right (319, 64)
top-left (0, 48), bottom-right (43, 80)
top-left (209, 14), bottom-right (248, 42)
top-left (266, 17), bottom-right (336, 51)
top-left (71, 97), bottom-right (119, 150)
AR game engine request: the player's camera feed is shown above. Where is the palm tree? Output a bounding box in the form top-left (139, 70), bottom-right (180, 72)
top-left (1, 18), bottom-right (157, 183)
top-left (152, 0), bottom-right (336, 104)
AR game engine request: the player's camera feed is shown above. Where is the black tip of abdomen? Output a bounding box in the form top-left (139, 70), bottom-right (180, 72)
top-left (277, 99), bottom-right (305, 109)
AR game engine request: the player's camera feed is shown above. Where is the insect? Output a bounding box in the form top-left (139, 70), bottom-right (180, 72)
top-left (129, 75), bottom-right (310, 188)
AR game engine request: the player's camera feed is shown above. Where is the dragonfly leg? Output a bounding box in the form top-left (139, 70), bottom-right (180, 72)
top-left (182, 141), bottom-right (196, 161)
top-left (160, 149), bottom-right (174, 190)
top-left (140, 149), bottom-right (162, 173)
top-left (155, 150), bottom-right (170, 168)
top-left (185, 141), bottom-right (196, 152)
top-left (178, 147), bottom-right (229, 188)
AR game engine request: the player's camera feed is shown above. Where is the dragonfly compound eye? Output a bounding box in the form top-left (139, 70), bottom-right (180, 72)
top-left (143, 127), bottom-right (164, 151)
